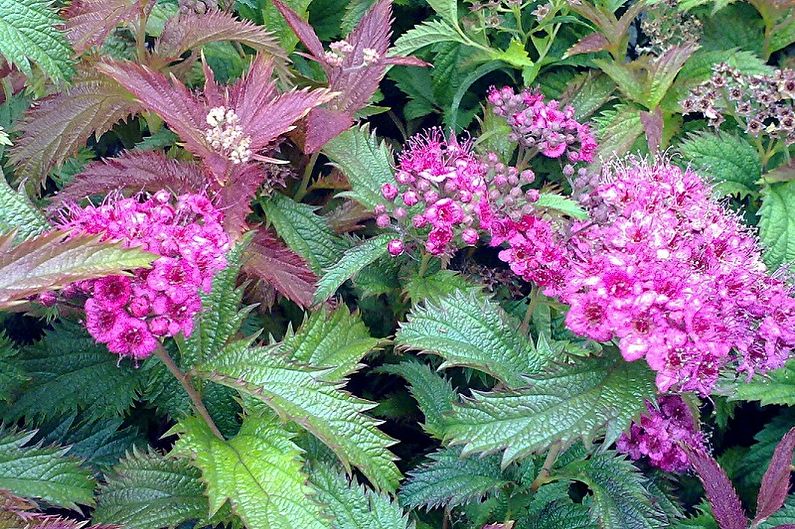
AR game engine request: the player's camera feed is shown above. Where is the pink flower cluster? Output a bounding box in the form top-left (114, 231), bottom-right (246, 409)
top-left (562, 159), bottom-right (795, 394)
top-left (617, 395), bottom-right (704, 473)
top-left (55, 191), bottom-right (230, 359)
top-left (487, 86), bottom-right (597, 165)
top-left (377, 128), bottom-right (487, 256)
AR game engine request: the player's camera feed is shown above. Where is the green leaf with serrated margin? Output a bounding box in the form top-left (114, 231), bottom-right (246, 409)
top-left (171, 414), bottom-right (328, 529)
top-left (377, 360), bottom-right (455, 439)
top-left (399, 446), bottom-right (507, 510)
top-left (729, 360), bottom-right (795, 406)
top-left (0, 426), bottom-right (95, 509)
top-left (1, 321), bottom-right (141, 423)
top-left (93, 449), bottom-right (208, 529)
top-left (391, 19), bottom-right (467, 57)
top-left (535, 193), bottom-right (588, 219)
top-left (677, 131), bottom-right (760, 198)
top-left (592, 104), bottom-right (644, 163)
top-left (442, 353), bottom-right (655, 466)
top-left (737, 411), bottom-right (795, 492)
top-left (759, 181), bottom-right (795, 270)
top-left (0, 333), bottom-right (26, 402)
top-left (322, 125), bottom-right (397, 210)
top-left (566, 72), bottom-right (616, 121)
top-left (425, 0), bottom-right (457, 26)
top-left (310, 462), bottom-right (413, 529)
top-left (557, 452), bottom-right (670, 529)
top-left (517, 499), bottom-right (596, 529)
top-left (402, 268), bottom-right (477, 304)
top-left (261, 193), bottom-right (349, 274)
top-left (0, 0), bottom-right (74, 82)
top-left (282, 306), bottom-right (380, 382)
top-left (196, 343), bottom-right (401, 491)
top-left (0, 173), bottom-right (48, 240)
top-left (314, 234), bottom-right (392, 304)
top-left (396, 290), bottom-right (545, 387)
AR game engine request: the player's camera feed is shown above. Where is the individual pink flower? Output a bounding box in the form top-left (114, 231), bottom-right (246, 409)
top-left (107, 315), bottom-right (158, 359)
top-left (93, 275), bottom-right (132, 309)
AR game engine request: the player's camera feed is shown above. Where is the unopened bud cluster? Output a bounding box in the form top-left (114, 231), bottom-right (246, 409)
top-left (324, 39), bottom-right (380, 68)
top-left (636, 0), bottom-right (701, 56)
top-left (205, 107), bottom-right (252, 164)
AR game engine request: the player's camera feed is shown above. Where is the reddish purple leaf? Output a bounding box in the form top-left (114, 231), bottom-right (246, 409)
top-left (305, 108), bottom-right (354, 154)
top-left (217, 164), bottom-right (269, 238)
top-left (243, 229), bottom-right (317, 308)
top-left (52, 151), bottom-right (207, 208)
top-left (640, 108), bottom-right (663, 153)
top-left (384, 56), bottom-right (429, 67)
top-left (565, 32), bottom-right (610, 57)
top-left (64, 0), bottom-right (152, 54)
top-left (685, 446), bottom-right (748, 529)
top-left (272, 0), bottom-right (325, 59)
top-left (755, 427), bottom-right (795, 523)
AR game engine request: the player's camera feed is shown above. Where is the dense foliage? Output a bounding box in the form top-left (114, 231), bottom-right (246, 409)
top-left (1, 0), bottom-right (795, 528)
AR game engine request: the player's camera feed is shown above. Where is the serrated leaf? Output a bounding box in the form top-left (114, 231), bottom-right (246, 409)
top-left (0, 174), bottom-right (49, 240)
top-left (396, 290), bottom-right (545, 387)
top-left (558, 452), bottom-right (670, 529)
top-left (517, 499), bottom-right (596, 529)
top-left (759, 497), bottom-right (795, 529)
top-left (534, 193), bottom-right (588, 219)
top-left (0, 333), bottom-right (26, 402)
top-left (1, 321), bottom-right (142, 422)
top-left (196, 343), bottom-right (401, 491)
top-left (737, 411), bottom-right (795, 493)
top-left (592, 104), bottom-right (644, 162)
top-left (322, 125), bottom-right (397, 210)
top-left (0, 0), bottom-right (74, 82)
top-left (63, 0), bottom-right (145, 54)
top-left (730, 360), bottom-right (795, 406)
top-left (564, 72), bottom-right (616, 121)
top-left (93, 449), bottom-right (208, 529)
top-left (0, 427), bottom-right (95, 509)
top-left (377, 360), bottom-right (455, 439)
top-left (391, 19), bottom-right (466, 57)
top-left (677, 131), bottom-right (760, 198)
top-left (402, 268), bottom-right (476, 304)
top-left (756, 427), bottom-right (795, 523)
top-left (171, 414), bottom-right (328, 529)
top-left (686, 447), bottom-right (747, 529)
top-left (646, 43), bottom-right (698, 109)
top-left (314, 234), bottom-right (392, 304)
top-left (282, 306), bottom-right (380, 382)
top-left (0, 230), bottom-right (156, 309)
top-left (310, 462), bottom-right (412, 529)
top-left (759, 181), bottom-right (795, 270)
top-left (261, 193), bottom-right (350, 274)
top-left (425, 0), bottom-right (457, 25)
top-left (442, 353), bottom-right (656, 466)
top-left (399, 447), bottom-right (508, 510)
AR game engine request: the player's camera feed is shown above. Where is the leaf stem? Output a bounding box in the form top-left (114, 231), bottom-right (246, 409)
top-left (520, 287), bottom-right (539, 334)
top-left (295, 152), bottom-right (320, 202)
top-left (530, 441), bottom-right (561, 492)
top-left (153, 343), bottom-right (224, 440)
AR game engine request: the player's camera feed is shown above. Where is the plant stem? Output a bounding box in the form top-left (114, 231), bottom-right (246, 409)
top-left (295, 152), bottom-right (319, 202)
top-left (153, 343), bottom-right (224, 440)
top-left (417, 252), bottom-right (431, 277)
top-left (520, 287), bottom-right (539, 334)
top-left (530, 441), bottom-right (561, 492)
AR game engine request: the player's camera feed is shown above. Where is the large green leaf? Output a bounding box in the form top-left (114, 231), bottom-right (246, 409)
top-left (0, 0), bottom-right (73, 82)
top-left (282, 306), bottom-right (381, 382)
top-left (322, 125), bottom-right (397, 211)
top-left (759, 181), bottom-right (795, 270)
top-left (196, 343), bottom-right (401, 491)
top-left (517, 499), bottom-right (596, 529)
top-left (442, 354), bottom-right (656, 466)
top-left (314, 234), bottom-right (392, 304)
top-left (0, 427), bottom-right (95, 509)
top-left (0, 321), bottom-right (141, 422)
top-left (737, 411), bottom-right (795, 491)
top-left (172, 414), bottom-right (328, 529)
top-left (0, 173), bottom-right (48, 240)
top-left (396, 290), bottom-right (545, 387)
top-left (261, 193), bottom-right (349, 274)
top-left (399, 447), bottom-right (508, 509)
top-left (592, 104), bottom-right (644, 162)
top-left (677, 131), bottom-right (760, 198)
top-left (729, 360), bottom-right (795, 406)
top-left (93, 449), bottom-right (208, 529)
top-left (310, 462), bottom-right (412, 529)
top-left (391, 19), bottom-right (467, 57)
top-left (377, 360), bottom-right (455, 439)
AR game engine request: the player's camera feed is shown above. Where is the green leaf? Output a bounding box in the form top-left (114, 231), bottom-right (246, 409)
top-left (737, 411), bottom-right (795, 491)
top-left (557, 452), bottom-right (670, 529)
top-left (93, 449), bottom-right (208, 529)
top-left (282, 305), bottom-right (380, 382)
top-left (388, 67), bottom-right (437, 121)
top-left (322, 125), bottom-right (397, 210)
top-left (425, 0), bottom-right (457, 26)
top-left (646, 44), bottom-right (698, 109)
top-left (261, 193), bottom-right (349, 274)
top-left (0, 173), bottom-right (49, 240)
top-left (183, 238), bottom-right (251, 367)
top-left (593, 60), bottom-right (645, 106)
top-left (677, 131), bottom-right (760, 198)
top-left (391, 19), bottom-right (467, 57)
top-left (758, 496), bottom-right (795, 528)
top-left (566, 72), bottom-right (616, 121)
top-left (310, 462), bottom-right (412, 529)
top-left (768, 17), bottom-right (795, 55)
top-left (399, 447), bottom-right (508, 509)
top-left (759, 181), bottom-right (795, 270)
top-left (592, 104), bottom-right (644, 162)
top-left (442, 353), bottom-right (656, 466)
top-left (0, 333), bottom-right (26, 402)
top-left (517, 499), bottom-right (596, 529)
top-left (396, 290), bottom-right (545, 387)
top-left (493, 39), bottom-right (533, 68)
top-left (0, 0), bottom-right (74, 82)
top-left (196, 343), bottom-right (401, 491)
top-left (172, 414), bottom-right (328, 529)
top-left (402, 268), bottom-right (476, 304)
top-left (730, 360), bottom-right (795, 406)
top-left (534, 193), bottom-right (588, 219)
top-left (0, 427), bottom-right (95, 509)
top-left (377, 360), bottom-right (455, 439)
top-left (1, 321), bottom-right (141, 423)
top-left (314, 234), bottom-right (392, 304)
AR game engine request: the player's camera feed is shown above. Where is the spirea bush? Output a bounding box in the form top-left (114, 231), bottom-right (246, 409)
top-left (1, 1), bottom-right (795, 529)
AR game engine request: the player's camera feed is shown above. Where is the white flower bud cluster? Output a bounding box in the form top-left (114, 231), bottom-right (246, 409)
top-left (205, 107), bottom-right (252, 164)
top-left (324, 40), bottom-right (354, 67)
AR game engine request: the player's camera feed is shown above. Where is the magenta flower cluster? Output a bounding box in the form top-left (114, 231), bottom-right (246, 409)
top-left (378, 128), bottom-right (487, 256)
top-left (559, 159), bottom-right (795, 394)
top-left (56, 191), bottom-right (230, 359)
top-left (617, 395), bottom-right (704, 473)
top-left (486, 86), bottom-right (597, 164)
